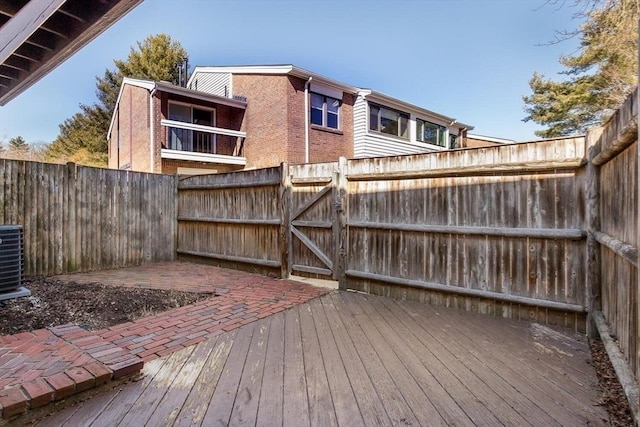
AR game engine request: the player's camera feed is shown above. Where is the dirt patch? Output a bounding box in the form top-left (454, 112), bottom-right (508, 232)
top-left (0, 277), bottom-right (213, 335)
top-left (590, 339), bottom-right (634, 426)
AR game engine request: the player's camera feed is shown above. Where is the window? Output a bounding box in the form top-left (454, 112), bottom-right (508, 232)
top-left (416, 119), bottom-right (447, 147)
top-left (369, 103), bottom-right (409, 139)
top-left (310, 93), bottom-right (340, 129)
top-left (168, 102), bottom-right (215, 153)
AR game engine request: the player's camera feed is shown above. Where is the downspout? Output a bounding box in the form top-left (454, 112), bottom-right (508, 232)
top-left (149, 88), bottom-right (157, 173)
top-left (116, 111), bottom-right (119, 169)
top-left (448, 120), bottom-right (457, 149)
top-left (304, 76), bottom-right (312, 163)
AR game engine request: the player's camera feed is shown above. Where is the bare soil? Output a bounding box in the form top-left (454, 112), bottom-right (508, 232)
top-left (0, 277), bottom-right (634, 425)
top-left (0, 276), bottom-right (213, 335)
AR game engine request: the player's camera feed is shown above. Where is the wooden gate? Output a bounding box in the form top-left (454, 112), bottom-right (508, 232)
top-left (287, 161), bottom-right (345, 281)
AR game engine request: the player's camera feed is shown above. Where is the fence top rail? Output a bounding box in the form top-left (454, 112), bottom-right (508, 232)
top-left (178, 179), bottom-right (281, 190)
top-left (592, 86), bottom-right (638, 167)
top-left (347, 158), bottom-right (586, 181)
top-left (346, 136), bottom-right (586, 176)
top-left (178, 165), bottom-right (283, 189)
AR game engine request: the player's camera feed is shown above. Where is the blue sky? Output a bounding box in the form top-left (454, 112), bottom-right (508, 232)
top-left (0, 0), bottom-right (583, 144)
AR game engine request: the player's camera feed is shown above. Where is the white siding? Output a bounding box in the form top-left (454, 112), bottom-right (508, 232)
top-left (188, 72), bottom-right (231, 97)
top-left (356, 133), bottom-right (439, 158)
top-left (353, 96), bottom-right (441, 158)
top-left (353, 94), bottom-right (368, 157)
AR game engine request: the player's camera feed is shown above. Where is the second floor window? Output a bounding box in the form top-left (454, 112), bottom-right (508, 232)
top-left (369, 104), bottom-right (409, 139)
top-left (310, 93), bottom-right (340, 129)
top-left (416, 119), bottom-right (447, 147)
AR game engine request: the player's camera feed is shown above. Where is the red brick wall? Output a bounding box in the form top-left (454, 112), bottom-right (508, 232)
top-left (233, 74), bottom-right (290, 169)
top-left (233, 74), bottom-right (355, 167)
top-left (286, 76), bottom-right (306, 164)
top-left (109, 75), bottom-right (355, 173)
top-left (108, 84), bottom-right (152, 172)
top-left (463, 136), bottom-right (504, 148)
top-left (308, 95), bottom-right (355, 162)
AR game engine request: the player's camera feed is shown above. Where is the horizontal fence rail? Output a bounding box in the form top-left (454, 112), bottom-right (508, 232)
top-left (341, 136), bottom-right (589, 330)
top-left (176, 166), bottom-right (286, 276)
top-left (347, 221), bottom-right (586, 240)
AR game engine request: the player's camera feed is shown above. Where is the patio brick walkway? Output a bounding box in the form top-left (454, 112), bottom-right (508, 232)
top-left (0, 263), bottom-right (330, 420)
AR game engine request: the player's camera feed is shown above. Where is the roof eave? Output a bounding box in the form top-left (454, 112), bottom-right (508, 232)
top-left (107, 78), bottom-right (248, 140)
top-left (0, 0), bottom-right (143, 106)
top-left (365, 90), bottom-right (474, 130)
top-left (189, 64), bottom-right (360, 94)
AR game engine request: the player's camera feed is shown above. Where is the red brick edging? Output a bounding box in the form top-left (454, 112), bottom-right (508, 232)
top-left (0, 326), bottom-right (142, 419)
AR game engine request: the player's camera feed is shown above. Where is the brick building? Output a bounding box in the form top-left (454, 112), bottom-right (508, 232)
top-left (108, 65), bottom-right (473, 174)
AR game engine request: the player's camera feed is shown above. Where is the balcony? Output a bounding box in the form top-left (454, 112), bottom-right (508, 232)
top-left (160, 119), bottom-right (247, 166)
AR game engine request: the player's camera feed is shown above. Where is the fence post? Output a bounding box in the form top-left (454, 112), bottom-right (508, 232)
top-left (66, 162), bottom-right (79, 273)
top-left (334, 157), bottom-right (348, 290)
top-left (637, 82), bottom-right (640, 378)
top-left (586, 126), bottom-right (603, 338)
top-left (280, 162), bottom-right (290, 279)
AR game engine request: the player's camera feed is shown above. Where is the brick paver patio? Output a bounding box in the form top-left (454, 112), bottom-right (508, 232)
top-left (0, 262), bottom-right (330, 420)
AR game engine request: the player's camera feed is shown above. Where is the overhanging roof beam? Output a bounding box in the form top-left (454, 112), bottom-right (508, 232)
top-left (0, 0), bottom-right (66, 65)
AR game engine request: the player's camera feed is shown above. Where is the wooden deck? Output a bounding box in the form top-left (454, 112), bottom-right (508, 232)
top-left (37, 291), bottom-right (608, 426)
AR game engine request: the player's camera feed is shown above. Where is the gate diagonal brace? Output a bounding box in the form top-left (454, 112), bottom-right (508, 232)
top-left (291, 226), bottom-right (333, 270)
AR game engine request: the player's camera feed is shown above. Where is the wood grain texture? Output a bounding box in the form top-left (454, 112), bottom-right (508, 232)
top-left (342, 137), bottom-right (589, 328)
top-left (0, 160), bottom-right (176, 276)
top-left (38, 292), bottom-right (608, 427)
top-left (177, 166), bottom-right (283, 275)
top-left (598, 138), bottom-right (638, 376)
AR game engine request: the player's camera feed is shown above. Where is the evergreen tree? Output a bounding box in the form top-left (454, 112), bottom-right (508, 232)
top-left (46, 34), bottom-right (188, 166)
top-left (523, 0), bottom-right (638, 137)
top-left (8, 136), bottom-right (28, 151)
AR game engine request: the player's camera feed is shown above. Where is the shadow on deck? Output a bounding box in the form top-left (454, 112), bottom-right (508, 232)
top-left (37, 290), bottom-right (607, 426)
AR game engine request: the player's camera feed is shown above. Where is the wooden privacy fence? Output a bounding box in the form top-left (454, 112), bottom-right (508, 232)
top-left (0, 160), bottom-right (177, 276)
top-left (587, 87), bottom-right (639, 412)
top-left (178, 136), bottom-right (589, 330)
top-left (344, 139), bottom-right (588, 330)
top-left (177, 167), bottom-right (286, 275)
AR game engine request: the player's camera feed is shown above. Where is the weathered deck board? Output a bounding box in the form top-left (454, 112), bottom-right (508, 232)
top-left (343, 293), bottom-right (475, 426)
top-left (145, 340), bottom-right (216, 426)
top-left (200, 322), bottom-right (254, 426)
top-left (327, 293), bottom-right (421, 426)
top-left (367, 296), bottom-right (502, 426)
top-left (337, 292), bottom-right (448, 426)
top-left (174, 332), bottom-right (236, 427)
top-left (37, 291), bottom-right (609, 427)
top-left (376, 295), bottom-right (592, 425)
top-left (281, 307), bottom-right (310, 426)
top-left (319, 292), bottom-right (391, 426)
top-left (229, 318), bottom-right (270, 426)
top-left (255, 315), bottom-right (284, 427)
top-left (307, 298), bottom-right (364, 426)
top-left (298, 304), bottom-right (338, 426)
top-left (119, 346), bottom-right (196, 426)
top-left (409, 301), bottom-right (599, 424)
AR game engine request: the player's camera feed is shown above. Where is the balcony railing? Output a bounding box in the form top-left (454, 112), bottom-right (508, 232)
top-left (166, 127), bottom-right (215, 153)
top-left (160, 119), bottom-right (247, 165)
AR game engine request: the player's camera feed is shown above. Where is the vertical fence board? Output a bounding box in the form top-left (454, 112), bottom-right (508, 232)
top-left (176, 166), bottom-right (283, 275)
top-left (343, 137), bottom-right (589, 330)
top-left (0, 160), bottom-right (177, 276)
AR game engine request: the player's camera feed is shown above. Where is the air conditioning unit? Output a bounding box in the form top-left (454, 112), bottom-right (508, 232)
top-left (0, 225), bottom-right (30, 300)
